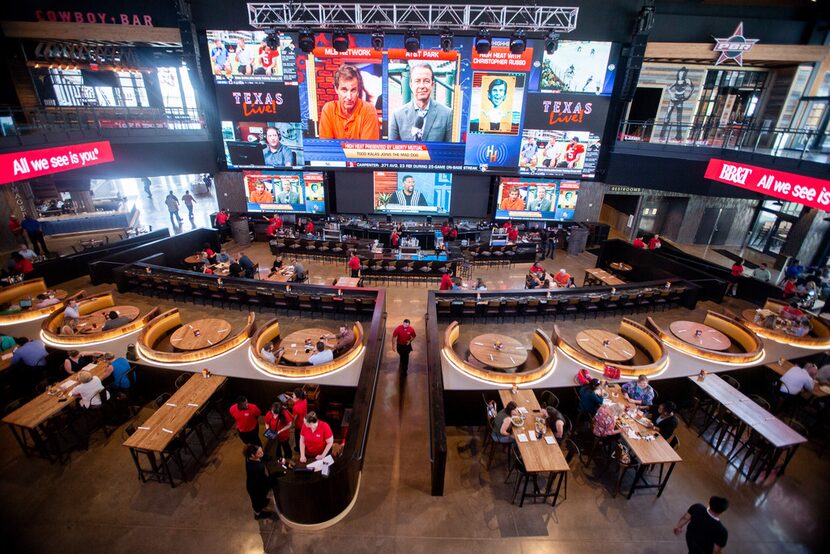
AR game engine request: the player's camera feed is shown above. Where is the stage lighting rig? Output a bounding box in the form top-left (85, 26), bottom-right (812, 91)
top-left (332, 29), bottom-right (349, 52)
top-left (371, 30), bottom-right (384, 51)
top-left (510, 29), bottom-right (527, 55)
top-left (405, 29), bottom-right (420, 53)
top-left (298, 29), bottom-right (314, 53)
top-left (475, 30), bottom-right (492, 54)
top-left (265, 31), bottom-right (279, 50)
top-left (544, 31), bottom-right (559, 54)
top-left (440, 31), bottom-right (453, 53)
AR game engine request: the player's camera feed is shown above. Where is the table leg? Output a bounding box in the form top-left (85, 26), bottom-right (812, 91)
top-left (656, 462), bottom-right (676, 498)
top-left (627, 464), bottom-right (648, 500)
top-left (547, 472), bottom-right (566, 506)
top-left (160, 451), bottom-right (177, 489)
top-left (779, 445), bottom-right (800, 476)
top-left (128, 448), bottom-right (146, 483)
top-left (7, 425), bottom-right (30, 457)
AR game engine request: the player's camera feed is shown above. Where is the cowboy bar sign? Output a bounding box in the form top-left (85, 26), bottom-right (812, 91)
top-left (705, 158), bottom-right (830, 212)
top-left (713, 23), bottom-right (759, 66)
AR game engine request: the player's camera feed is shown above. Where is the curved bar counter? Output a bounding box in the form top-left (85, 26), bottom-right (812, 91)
top-left (41, 291), bottom-right (159, 347)
top-left (647, 311), bottom-right (764, 365)
top-left (553, 318), bottom-right (668, 379)
top-left (249, 319), bottom-right (366, 381)
top-left (137, 308), bottom-right (256, 364)
top-left (442, 321), bottom-right (556, 385)
top-left (739, 298), bottom-right (830, 349)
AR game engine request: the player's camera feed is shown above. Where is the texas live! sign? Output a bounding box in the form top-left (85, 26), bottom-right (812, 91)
top-left (0, 141), bottom-right (114, 184)
top-left (704, 158), bottom-right (830, 211)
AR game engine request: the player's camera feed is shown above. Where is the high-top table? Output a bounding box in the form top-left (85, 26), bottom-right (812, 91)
top-left (3, 360), bottom-right (111, 463)
top-left (123, 372), bottom-right (227, 487)
top-left (687, 373), bottom-right (806, 480)
top-left (498, 389), bottom-right (570, 506)
top-left (605, 384), bottom-right (682, 498)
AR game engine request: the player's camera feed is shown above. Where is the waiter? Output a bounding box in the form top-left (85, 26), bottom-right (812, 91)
top-left (391, 319), bottom-right (417, 377)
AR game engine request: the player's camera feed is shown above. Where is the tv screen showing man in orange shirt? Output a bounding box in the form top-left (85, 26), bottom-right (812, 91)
top-left (318, 64), bottom-right (380, 140)
top-left (500, 187), bottom-right (526, 211)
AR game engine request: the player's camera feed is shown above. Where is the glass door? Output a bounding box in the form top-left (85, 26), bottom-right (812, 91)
top-left (788, 97), bottom-right (829, 151)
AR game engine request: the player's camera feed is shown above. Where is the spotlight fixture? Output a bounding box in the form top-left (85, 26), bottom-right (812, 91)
top-left (404, 29), bottom-right (420, 53)
top-left (509, 29), bottom-right (527, 55)
top-left (544, 31), bottom-right (560, 55)
top-left (440, 31), bottom-right (453, 53)
top-left (475, 30), bottom-right (492, 55)
top-left (332, 29), bottom-right (349, 53)
top-left (265, 31), bottom-right (279, 50)
top-left (298, 29), bottom-right (315, 53)
top-left (371, 30), bottom-right (384, 51)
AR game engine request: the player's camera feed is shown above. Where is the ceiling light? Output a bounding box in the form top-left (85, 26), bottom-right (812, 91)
top-left (404, 29), bottom-right (420, 53)
top-left (298, 29), bottom-right (314, 53)
top-left (545, 31), bottom-right (559, 55)
top-left (510, 29), bottom-right (527, 55)
top-left (440, 31), bottom-right (453, 53)
top-left (371, 30), bottom-right (384, 51)
top-left (475, 30), bottom-right (492, 55)
top-left (332, 30), bottom-right (349, 53)
top-left (265, 31), bottom-right (279, 50)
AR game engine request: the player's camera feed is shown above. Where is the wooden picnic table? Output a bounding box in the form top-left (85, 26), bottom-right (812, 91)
top-left (584, 268), bottom-right (625, 287)
top-left (265, 267), bottom-right (296, 283)
top-left (576, 329), bottom-right (636, 362)
top-left (170, 318), bottom-right (231, 351)
top-left (470, 334), bottom-right (528, 370)
top-left (669, 321), bottom-right (731, 351)
top-left (335, 277), bottom-right (361, 288)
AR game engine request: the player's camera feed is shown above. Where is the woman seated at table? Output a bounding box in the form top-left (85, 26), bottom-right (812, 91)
top-left (787, 317), bottom-right (811, 337)
top-left (60, 320), bottom-right (78, 335)
top-left (546, 406), bottom-right (566, 440)
top-left (34, 293), bottom-right (60, 308)
top-left (198, 262), bottom-right (215, 275)
top-left (269, 256), bottom-right (284, 276)
top-left (491, 401), bottom-right (519, 444)
top-left (592, 403), bottom-right (621, 440)
top-left (63, 349), bottom-right (104, 375)
top-left (578, 379), bottom-right (604, 418)
top-left (622, 375), bottom-right (656, 408)
top-left (525, 272), bottom-right (541, 289)
top-left (780, 302), bottom-right (804, 321)
top-left (649, 401), bottom-right (678, 440)
top-left (68, 370), bottom-right (110, 409)
top-left (565, 276), bottom-right (576, 288)
top-left (299, 411), bottom-right (334, 463)
top-left (530, 261), bottom-right (545, 275)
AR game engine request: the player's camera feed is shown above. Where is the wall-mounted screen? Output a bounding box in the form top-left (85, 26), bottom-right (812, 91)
top-left (207, 29), bottom-right (617, 176)
top-left (373, 171), bottom-right (452, 215)
top-left (243, 171), bottom-right (325, 213)
top-left (495, 177), bottom-right (579, 221)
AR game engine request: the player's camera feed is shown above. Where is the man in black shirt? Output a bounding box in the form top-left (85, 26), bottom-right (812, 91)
top-left (650, 401), bottom-right (679, 440)
top-left (674, 496), bottom-right (729, 553)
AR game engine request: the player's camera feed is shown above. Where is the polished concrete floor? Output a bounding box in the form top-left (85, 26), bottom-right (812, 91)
top-left (1, 242), bottom-right (828, 553)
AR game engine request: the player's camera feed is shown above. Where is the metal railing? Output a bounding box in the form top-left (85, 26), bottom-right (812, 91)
top-left (0, 105), bottom-right (207, 145)
top-left (616, 119), bottom-right (829, 163)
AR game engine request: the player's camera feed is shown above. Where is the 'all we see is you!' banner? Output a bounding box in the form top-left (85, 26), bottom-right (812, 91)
top-left (0, 141), bottom-right (114, 184)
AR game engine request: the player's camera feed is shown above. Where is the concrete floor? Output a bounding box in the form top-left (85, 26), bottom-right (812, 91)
top-left (1, 240), bottom-right (828, 553)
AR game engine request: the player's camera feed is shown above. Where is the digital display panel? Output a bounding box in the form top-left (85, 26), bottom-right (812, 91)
top-left (495, 177), bottom-right (579, 221)
top-left (243, 171), bottom-right (326, 213)
top-left (373, 171), bottom-right (452, 215)
top-left (207, 30), bottom-right (616, 176)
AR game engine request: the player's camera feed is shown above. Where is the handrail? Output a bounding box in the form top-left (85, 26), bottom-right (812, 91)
top-left (616, 119), bottom-right (828, 164)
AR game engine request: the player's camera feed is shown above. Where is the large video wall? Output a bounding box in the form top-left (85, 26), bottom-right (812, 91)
top-left (207, 30), bottom-right (617, 178)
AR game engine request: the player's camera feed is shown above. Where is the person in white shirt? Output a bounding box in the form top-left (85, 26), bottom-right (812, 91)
top-left (260, 343), bottom-right (277, 363)
top-left (779, 363), bottom-right (817, 395)
top-left (18, 246), bottom-right (37, 261)
top-left (68, 371), bottom-right (109, 408)
top-left (308, 341), bottom-right (334, 365)
top-left (816, 364), bottom-right (830, 385)
top-left (64, 299), bottom-right (81, 322)
top-left (752, 263), bottom-right (772, 282)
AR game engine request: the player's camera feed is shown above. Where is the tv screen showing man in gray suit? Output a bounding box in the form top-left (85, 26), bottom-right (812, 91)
top-left (389, 63), bottom-right (453, 142)
top-left (527, 187), bottom-right (553, 212)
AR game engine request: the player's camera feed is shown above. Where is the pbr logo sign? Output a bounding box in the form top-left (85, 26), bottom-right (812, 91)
top-left (713, 23), bottom-right (759, 67)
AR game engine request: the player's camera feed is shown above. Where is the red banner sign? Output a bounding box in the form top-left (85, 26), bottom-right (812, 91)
top-left (0, 141), bottom-right (114, 184)
top-left (704, 158), bottom-right (830, 211)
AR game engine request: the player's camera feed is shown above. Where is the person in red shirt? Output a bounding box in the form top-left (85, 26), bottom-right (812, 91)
top-left (507, 227), bottom-right (519, 242)
top-left (347, 252), bottom-right (361, 278)
top-left (230, 396), bottom-right (262, 446)
top-left (530, 261), bottom-right (544, 275)
top-left (305, 220), bottom-right (314, 235)
top-left (449, 226), bottom-right (458, 241)
top-left (291, 388), bottom-right (308, 452)
top-left (554, 268), bottom-right (571, 287)
top-left (13, 254), bottom-right (34, 274)
top-left (440, 223), bottom-right (450, 239)
top-left (648, 234), bottom-right (662, 249)
top-left (8, 215), bottom-right (27, 246)
top-left (633, 237), bottom-right (646, 249)
top-left (439, 272), bottom-right (453, 290)
top-left (558, 137), bottom-right (586, 168)
top-left (782, 278), bottom-right (797, 299)
top-left (263, 401), bottom-right (293, 461)
top-left (502, 221), bottom-right (512, 229)
top-left (390, 230), bottom-right (400, 248)
top-left (215, 209), bottom-right (230, 242)
top-left (392, 319), bottom-right (417, 376)
top-left (728, 258), bottom-right (744, 297)
top-left (299, 412), bottom-right (334, 463)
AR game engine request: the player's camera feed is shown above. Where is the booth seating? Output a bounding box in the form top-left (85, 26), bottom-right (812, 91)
top-left (646, 311), bottom-right (764, 365)
top-left (739, 298), bottom-right (830, 349)
top-left (117, 265), bottom-right (378, 319)
top-left (269, 237), bottom-right (366, 261)
top-left (552, 318), bottom-right (668, 378)
top-left (41, 291), bottom-right (159, 346)
top-left (250, 319), bottom-right (365, 378)
top-left (137, 308), bottom-right (255, 364)
top-left (442, 321), bottom-right (555, 385)
top-left (0, 278), bottom-right (66, 324)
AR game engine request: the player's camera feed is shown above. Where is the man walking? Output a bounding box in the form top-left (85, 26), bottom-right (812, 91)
top-left (165, 191), bottom-right (183, 225)
top-left (182, 190), bottom-right (197, 219)
top-left (21, 215), bottom-right (49, 256)
top-left (673, 496), bottom-right (729, 553)
top-left (545, 227), bottom-right (558, 259)
top-left (142, 176), bottom-right (153, 198)
top-left (392, 319), bottom-right (416, 376)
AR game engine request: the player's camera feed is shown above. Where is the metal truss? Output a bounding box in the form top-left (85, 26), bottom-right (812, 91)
top-left (33, 42), bottom-right (139, 67)
top-left (247, 3), bottom-right (579, 33)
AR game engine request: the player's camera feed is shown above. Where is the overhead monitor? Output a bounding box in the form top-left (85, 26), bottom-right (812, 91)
top-left (495, 177), bottom-right (579, 221)
top-left (243, 171), bottom-right (326, 213)
top-left (373, 171), bottom-right (452, 215)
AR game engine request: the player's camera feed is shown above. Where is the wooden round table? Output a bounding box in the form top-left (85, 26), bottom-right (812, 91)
top-left (280, 328), bottom-right (337, 364)
top-left (741, 308), bottom-right (776, 323)
top-left (75, 305), bottom-right (141, 334)
top-left (469, 334), bottom-right (528, 370)
top-left (184, 254), bottom-right (203, 265)
top-left (170, 318), bottom-right (232, 350)
top-left (576, 329), bottom-right (636, 362)
top-left (610, 262), bottom-right (632, 272)
top-left (669, 321), bottom-right (731, 351)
